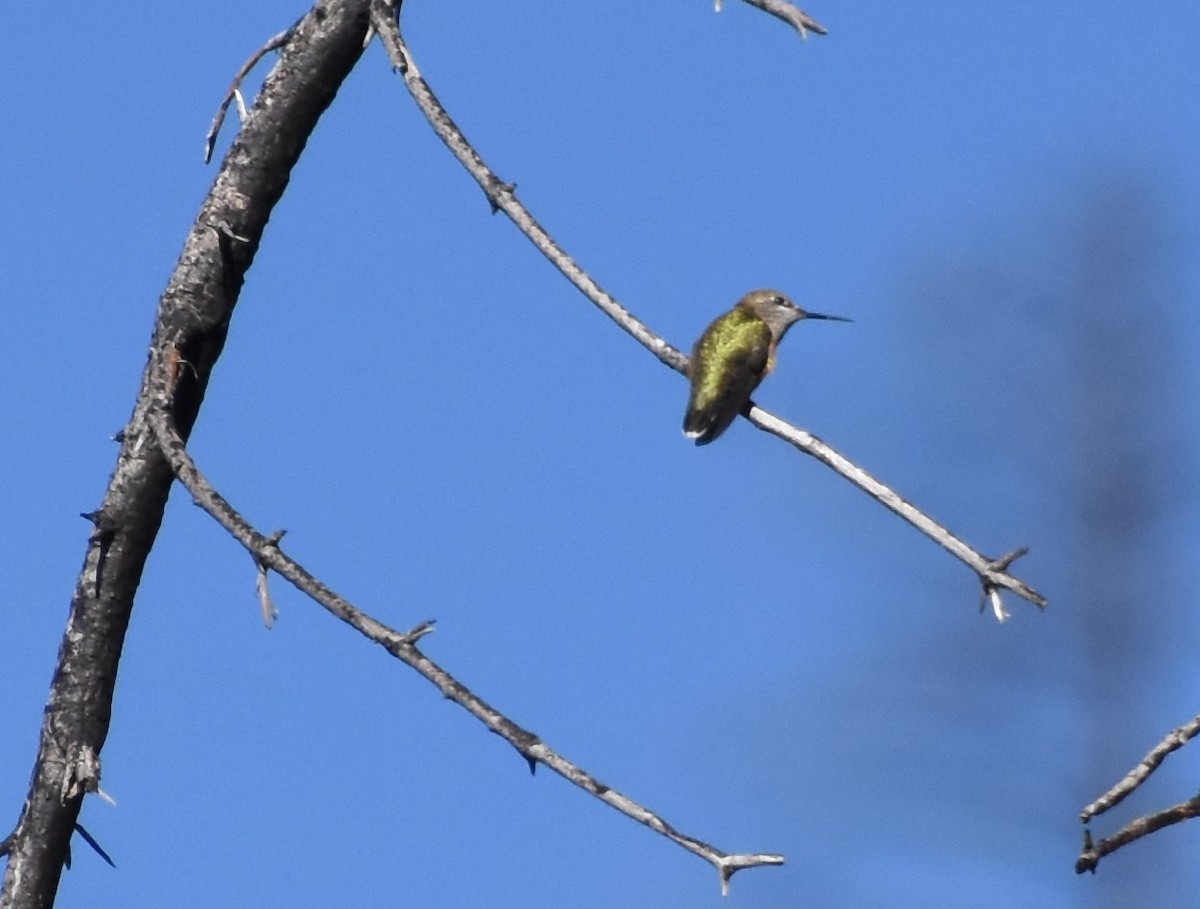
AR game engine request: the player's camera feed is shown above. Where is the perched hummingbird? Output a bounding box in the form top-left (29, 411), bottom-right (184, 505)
top-left (683, 289), bottom-right (849, 444)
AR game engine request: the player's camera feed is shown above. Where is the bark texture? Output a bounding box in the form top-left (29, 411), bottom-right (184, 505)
top-left (1, 4), bottom-right (372, 905)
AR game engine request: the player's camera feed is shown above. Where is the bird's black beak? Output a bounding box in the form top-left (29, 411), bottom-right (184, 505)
top-left (804, 310), bottom-right (852, 323)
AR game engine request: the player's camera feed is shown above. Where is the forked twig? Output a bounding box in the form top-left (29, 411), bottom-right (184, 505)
top-left (368, 0), bottom-right (1045, 617)
top-left (1076, 794), bottom-right (1200, 875)
top-left (144, 363), bottom-right (784, 894)
top-left (1075, 712), bottom-right (1200, 873)
top-left (748, 411), bottom-right (1044, 614)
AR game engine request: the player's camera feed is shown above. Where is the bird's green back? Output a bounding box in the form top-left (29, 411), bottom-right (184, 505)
top-left (684, 308), bottom-right (772, 440)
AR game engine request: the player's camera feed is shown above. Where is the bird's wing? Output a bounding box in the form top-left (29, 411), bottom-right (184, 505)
top-left (683, 321), bottom-right (771, 444)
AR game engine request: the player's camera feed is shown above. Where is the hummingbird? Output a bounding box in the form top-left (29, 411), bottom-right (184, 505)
top-left (683, 289), bottom-right (849, 444)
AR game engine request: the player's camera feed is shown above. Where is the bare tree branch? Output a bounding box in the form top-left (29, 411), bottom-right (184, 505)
top-left (1081, 712), bottom-right (1200, 823)
top-left (719, 0), bottom-right (828, 38)
top-left (368, 0), bottom-right (1045, 617)
top-left (143, 373), bottom-right (784, 894)
top-left (1076, 793), bottom-right (1200, 875)
top-left (1074, 712), bottom-right (1200, 873)
top-left (204, 22), bottom-right (299, 163)
top-left (0, 3), bottom-right (375, 904)
top-left (376, 1), bottom-right (685, 373)
top-left (747, 411), bottom-right (1044, 614)
top-left (5, 0), bottom-right (1049, 903)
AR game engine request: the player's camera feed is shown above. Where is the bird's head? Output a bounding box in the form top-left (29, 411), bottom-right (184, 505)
top-left (736, 289), bottom-right (850, 339)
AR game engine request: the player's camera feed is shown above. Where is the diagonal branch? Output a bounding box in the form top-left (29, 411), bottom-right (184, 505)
top-left (1, 4), bottom-right (377, 905)
top-left (368, 1), bottom-right (1046, 617)
top-left (1080, 712), bottom-right (1200, 823)
top-left (1076, 793), bottom-right (1200, 875)
top-left (1075, 712), bottom-right (1200, 873)
top-left (144, 365), bottom-right (784, 895)
top-left (204, 21), bottom-right (300, 163)
top-left (719, 0), bottom-right (828, 38)
top-left (747, 411), bottom-right (1045, 614)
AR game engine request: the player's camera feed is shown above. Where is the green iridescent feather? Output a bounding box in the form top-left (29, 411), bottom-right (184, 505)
top-left (683, 308), bottom-right (772, 444)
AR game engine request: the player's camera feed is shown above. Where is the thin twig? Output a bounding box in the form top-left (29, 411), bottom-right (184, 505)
top-left (1080, 712), bottom-right (1200, 821)
top-left (1074, 713), bottom-right (1200, 872)
top-left (1076, 793), bottom-right (1200, 875)
top-left (255, 529), bottom-right (286, 628)
top-left (72, 824), bottom-right (115, 869)
top-left (748, 410), bottom-right (1045, 611)
top-left (369, 1), bottom-right (683, 373)
top-left (368, 1), bottom-right (1046, 616)
top-left (717, 0), bottom-right (828, 38)
top-left (204, 24), bottom-right (298, 163)
top-left (144, 372), bottom-right (784, 894)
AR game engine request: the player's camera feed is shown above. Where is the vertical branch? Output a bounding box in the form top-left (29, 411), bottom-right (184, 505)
top-left (0, 4), bottom-right (374, 905)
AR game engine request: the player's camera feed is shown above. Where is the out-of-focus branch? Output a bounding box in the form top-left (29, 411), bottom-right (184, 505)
top-left (1075, 712), bottom-right (1200, 874)
top-left (1076, 794), bottom-right (1200, 875)
top-left (1081, 712), bottom-right (1200, 822)
top-left (368, 1), bottom-right (1046, 618)
top-left (144, 380), bottom-right (784, 895)
top-left (717, 0), bottom-right (828, 38)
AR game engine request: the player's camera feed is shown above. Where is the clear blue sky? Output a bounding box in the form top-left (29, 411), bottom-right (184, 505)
top-left (4, 2), bottom-right (1199, 906)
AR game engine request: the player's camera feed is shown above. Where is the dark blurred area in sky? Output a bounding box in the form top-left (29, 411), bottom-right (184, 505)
top-left (784, 162), bottom-right (1196, 906)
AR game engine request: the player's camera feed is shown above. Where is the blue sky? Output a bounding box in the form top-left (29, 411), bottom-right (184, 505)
top-left (4, 2), bottom-right (1199, 906)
